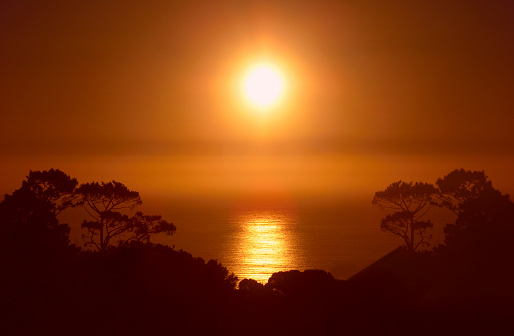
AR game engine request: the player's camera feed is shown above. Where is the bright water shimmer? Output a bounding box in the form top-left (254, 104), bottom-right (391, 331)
top-left (63, 195), bottom-right (448, 283)
top-left (220, 210), bottom-right (308, 283)
top-left (156, 199), bottom-right (424, 283)
top-left (66, 195), bottom-right (448, 282)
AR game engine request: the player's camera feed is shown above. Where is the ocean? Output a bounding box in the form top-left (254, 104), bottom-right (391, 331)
top-left (145, 197), bottom-right (412, 282)
top-left (64, 194), bottom-right (448, 283)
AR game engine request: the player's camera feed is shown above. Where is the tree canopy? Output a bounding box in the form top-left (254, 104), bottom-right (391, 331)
top-left (372, 181), bottom-right (438, 251)
top-left (76, 181), bottom-right (175, 251)
top-left (440, 177), bottom-right (514, 256)
top-left (374, 169), bottom-right (514, 255)
top-left (17, 169), bottom-right (79, 215)
top-left (0, 186), bottom-right (71, 256)
top-left (436, 169), bottom-right (492, 215)
top-left (76, 181), bottom-right (142, 215)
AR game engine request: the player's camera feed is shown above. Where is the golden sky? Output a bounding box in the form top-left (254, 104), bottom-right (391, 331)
top-left (1, 0), bottom-right (513, 200)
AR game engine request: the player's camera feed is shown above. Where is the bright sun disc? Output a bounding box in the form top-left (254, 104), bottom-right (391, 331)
top-left (242, 63), bottom-right (285, 108)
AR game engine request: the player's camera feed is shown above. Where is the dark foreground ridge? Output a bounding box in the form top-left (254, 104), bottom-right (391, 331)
top-left (1, 169), bottom-right (513, 335)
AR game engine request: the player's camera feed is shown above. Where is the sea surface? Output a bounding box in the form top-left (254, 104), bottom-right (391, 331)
top-left (148, 198), bottom-right (421, 283)
top-left (64, 196), bottom-right (448, 283)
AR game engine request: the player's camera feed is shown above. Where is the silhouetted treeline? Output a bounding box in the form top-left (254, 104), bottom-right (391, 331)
top-left (1, 169), bottom-right (513, 335)
top-left (0, 170), bottom-right (236, 335)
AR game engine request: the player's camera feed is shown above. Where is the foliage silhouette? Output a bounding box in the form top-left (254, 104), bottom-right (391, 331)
top-left (0, 172), bottom-right (79, 335)
top-left (71, 242), bottom-right (238, 335)
top-left (77, 181), bottom-right (175, 251)
top-left (2, 168), bottom-right (514, 335)
top-left (0, 180), bottom-right (74, 257)
top-left (22, 168), bottom-right (80, 215)
top-left (372, 181), bottom-right (438, 251)
top-left (0, 169), bottom-right (78, 257)
top-left (431, 169), bottom-right (514, 261)
top-left (239, 278), bottom-right (265, 292)
top-left (436, 169), bottom-right (492, 215)
top-left (380, 212), bottom-right (433, 252)
top-left (265, 269), bottom-right (338, 299)
top-left (440, 181), bottom-right (514, 256)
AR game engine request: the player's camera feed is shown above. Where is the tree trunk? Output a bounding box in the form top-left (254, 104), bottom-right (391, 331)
top-left (409, 217), bottom-right (415, 252)
top-left (99, 218), bottom-right (105, 252)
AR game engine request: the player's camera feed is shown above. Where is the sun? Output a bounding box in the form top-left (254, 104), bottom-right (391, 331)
top-left (242, 63), bottom-right (286, 109)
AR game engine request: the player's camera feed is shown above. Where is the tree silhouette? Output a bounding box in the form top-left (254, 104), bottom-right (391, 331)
top-left (0, 184), bottom-right (72, 256)
top-left (442, 183), bottom-right (514, 255)
top-left (433, 169), bottom-right (514, 256)
top-left (436, 169), bottom-right (492, 215)
top-left (380, 212), bottom-right (433, 252)
top-left (0, 169), bottom-right (80, 255)
top-left (128, 211), bottom-right (176, 243)
top-left (76, 181), bottom-right (175, 251)
top-left (372, 181), bottom-right (438, 252)
top-left (20, 169), bottom-right (79, 216)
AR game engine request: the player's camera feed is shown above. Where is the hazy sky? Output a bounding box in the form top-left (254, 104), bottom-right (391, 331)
top-left (2, 0), bottom-right (513, 200)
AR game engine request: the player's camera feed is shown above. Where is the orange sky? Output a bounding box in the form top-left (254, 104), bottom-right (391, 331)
top-left (1, 0), bottom-right (513, 200)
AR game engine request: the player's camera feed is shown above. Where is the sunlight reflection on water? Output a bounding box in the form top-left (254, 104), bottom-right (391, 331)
top-left (222, 210), bottom-right (306, 283)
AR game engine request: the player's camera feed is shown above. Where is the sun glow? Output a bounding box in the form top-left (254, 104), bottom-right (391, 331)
top-left (242, 63), bottom-right (286, 109)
